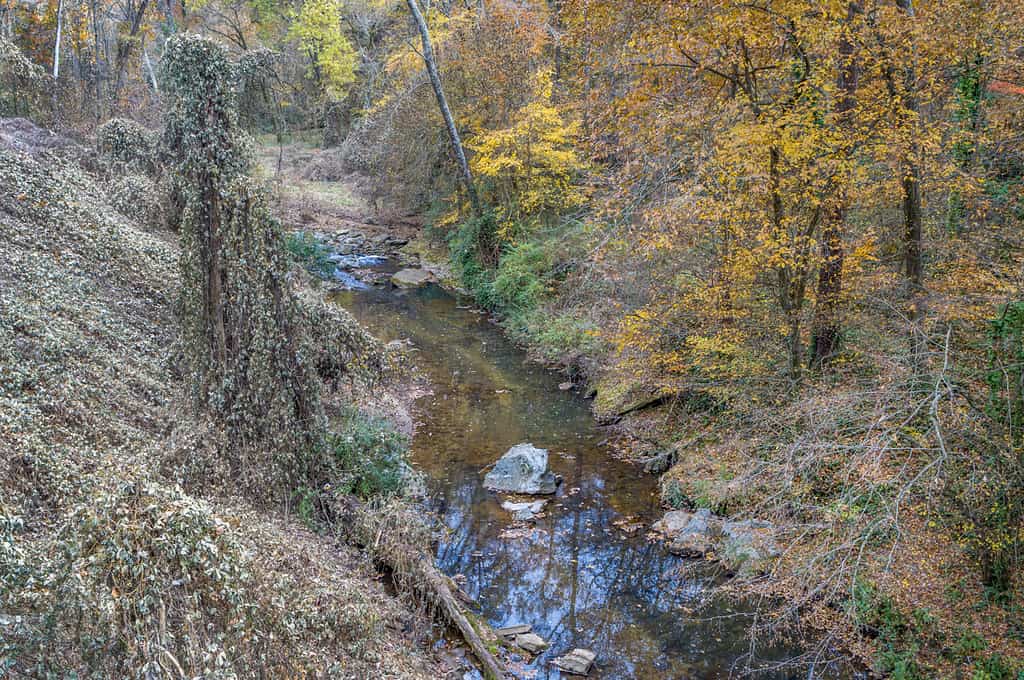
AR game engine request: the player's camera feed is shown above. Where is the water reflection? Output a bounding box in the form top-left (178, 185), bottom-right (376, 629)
top-left (335, 282), bottom-right (853, 679)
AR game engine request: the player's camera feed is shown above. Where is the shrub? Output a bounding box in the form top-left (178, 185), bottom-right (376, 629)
top-left (525, 311), bottom-right (602, 364)
top-left (286, 230), bottom-right (335, 278)
top-left (491, 239), bottom-right (555, 314)
top-left (948, 301), bottom-right (1024, 591)
top-left (325, 407), bottom-right (413, 499)
top-left (96, 117), bottom-right (157, 174)
top-left (971, 654), bottom-right (1021, 680)
top-left (448, 211), bottom-right (499, 307)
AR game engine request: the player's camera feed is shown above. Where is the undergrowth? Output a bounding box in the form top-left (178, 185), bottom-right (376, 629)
top-left (286, 230), bottom-right (336, 278)
top-left (445, 214), bottom-right (602, 366)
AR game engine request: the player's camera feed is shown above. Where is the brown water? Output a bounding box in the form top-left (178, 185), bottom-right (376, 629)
top-left (334, 280), bottom-right (857, 679)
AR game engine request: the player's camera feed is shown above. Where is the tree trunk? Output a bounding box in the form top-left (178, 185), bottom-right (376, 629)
top-left (551, 0), bottom-right (564, 90)
top-left (143, 44), bottom-right (159, 92)
top-left (404, 0), bottom-right (481, 216)
top-left (53, 0), bottom-right (64, 79)
top-left (811, 2), bottom-right (860, 368)
top-left (113, 0), bottom-right (152, 99)
top-left (893, 0), bottom-right (927, 371)
top-left (895, 0), bottom-right (923, 291)
top-left (91, 0), bottom-right (103, 122)
top-left (770, 145), bottom-right (803, 381)
top-left (902, 162), bottom-right (923, 288)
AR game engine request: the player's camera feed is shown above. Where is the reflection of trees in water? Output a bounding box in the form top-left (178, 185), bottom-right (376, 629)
top-left (342, 287), bottom-right (852, 678)
top-left (429, 471), bottom-right (830, 678)
top-left (431, 470), bottom-right (707, 677)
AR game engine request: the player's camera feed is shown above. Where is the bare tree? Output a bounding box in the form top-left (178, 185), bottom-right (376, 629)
top-left (53, 0), bottom-right (64, 79)
top-left (404, 0), bottom-right (481, 216)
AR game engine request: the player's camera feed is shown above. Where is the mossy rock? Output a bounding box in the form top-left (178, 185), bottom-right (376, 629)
top-left (592, 372), bottom-right (676, 422)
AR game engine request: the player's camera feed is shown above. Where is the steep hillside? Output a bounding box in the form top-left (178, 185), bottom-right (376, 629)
top-left (0, 120), bottom-right (444, 678)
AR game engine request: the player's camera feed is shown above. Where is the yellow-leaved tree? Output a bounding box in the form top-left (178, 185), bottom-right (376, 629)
top-left (289, 0), bottom-right (357, 99)
top-left (468, 70), bottom-right (585, 242)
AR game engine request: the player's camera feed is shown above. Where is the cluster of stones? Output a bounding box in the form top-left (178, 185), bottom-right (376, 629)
top-left (494, 624), bottom-right (596, 676)
top-left (311, 228), bottom-right (408, 256)
top-left (651, 508), bottom-right (781, 576)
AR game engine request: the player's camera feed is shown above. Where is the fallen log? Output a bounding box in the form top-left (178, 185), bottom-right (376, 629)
top-left (335, 496), bottom-right (507, 680)
top-left (421, 566), bottom-right (507, 680)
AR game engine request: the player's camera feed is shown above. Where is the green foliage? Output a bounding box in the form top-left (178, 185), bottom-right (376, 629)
top-left (325, 408), bottom-right (412, 499)
top-left (849, 579), bottom-right (907, 639)
top-left (447, 215), bottom-right (600, 365)
top-left (947, 301), bottom-right (1024, 591)
top-left (987, 301), bottom-right (1024, 437)
top-left (848, 579), bottom-right (938, 678)
top-left (970, 654), bottom-right (1022, 680)
top-left (954, 630), bottom-right (989, 658)
top-left (525, 311), bottom-right (602, 365)
top-left (448, 211), bottom-right (500, 307)
top-left (295, 485), bottom-right (320, 528)
top-left (288, 0), bottom-right (358, 99)
top-left (286, 230), bottom-right (336, 277)
top-left (662, 480), bottom-right (689, 510)
top-left (490, 239), bottom-right (555, 314)
top-left (877, 647), bottom-right (924, 680)
top-left (96, 118), bottom-right (158, 175)
top-left (953, 56), bottom-right (985, 165)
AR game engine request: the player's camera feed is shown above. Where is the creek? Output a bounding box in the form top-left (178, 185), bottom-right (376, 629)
top-left (334, 272), bottom-right (856, 679)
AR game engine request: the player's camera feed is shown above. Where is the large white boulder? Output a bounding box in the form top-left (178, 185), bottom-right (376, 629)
top-left (483, 443), bottom-right (559, 495)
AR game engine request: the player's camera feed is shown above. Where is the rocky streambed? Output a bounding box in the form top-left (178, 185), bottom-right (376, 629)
top-left (303, 228), bottom-right (860, 678)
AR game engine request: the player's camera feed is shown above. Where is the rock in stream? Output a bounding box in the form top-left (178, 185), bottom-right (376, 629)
top-left (652, 509), bottom-right (781, 574)
top-left (483, 443), bottom-right (559, 495)
top-left (500, 499), bottom-right (547, 522)
top-left (552, 648), bottom-right (597, 676)
top-left (391, 267), bottom-right (436, 288)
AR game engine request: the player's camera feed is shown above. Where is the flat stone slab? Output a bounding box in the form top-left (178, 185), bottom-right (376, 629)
top-left (495, 624), bottom-right (531, 637)
top-left (514, 632), bottom-right (549, 654)
top-left (501, 499), bottom-right (547, 522)
top-left (390, 267), bottom-right (435, 288)
top-left (551, 648), bottom-right (596, 676)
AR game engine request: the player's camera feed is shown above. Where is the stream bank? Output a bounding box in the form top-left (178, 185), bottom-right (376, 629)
top-left (307, 232), bottom-right (859, 679)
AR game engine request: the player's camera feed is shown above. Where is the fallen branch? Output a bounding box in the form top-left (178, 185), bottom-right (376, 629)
top-left (335, 497), bottom-right (507, 680)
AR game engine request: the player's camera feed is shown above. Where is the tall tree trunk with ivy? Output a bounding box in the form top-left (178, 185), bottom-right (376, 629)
top-left (160, 35), bottom-right (327, 491)
top-left (811, 2), bottom-right (861, 368)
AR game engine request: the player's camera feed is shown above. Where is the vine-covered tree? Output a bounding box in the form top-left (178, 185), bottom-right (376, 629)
top-left (160, 34), bottom-right (326, 489)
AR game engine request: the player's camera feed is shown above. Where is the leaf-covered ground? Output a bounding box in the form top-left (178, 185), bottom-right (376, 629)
top-left (0, 120), bottom-right (448, 678)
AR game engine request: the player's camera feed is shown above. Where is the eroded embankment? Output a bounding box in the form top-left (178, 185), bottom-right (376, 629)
top-left (0, 120), bottom-right (450, 678)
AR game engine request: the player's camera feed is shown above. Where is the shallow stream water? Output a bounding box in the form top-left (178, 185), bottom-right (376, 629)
top-left (334, 278), bottom-right (855, 679)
